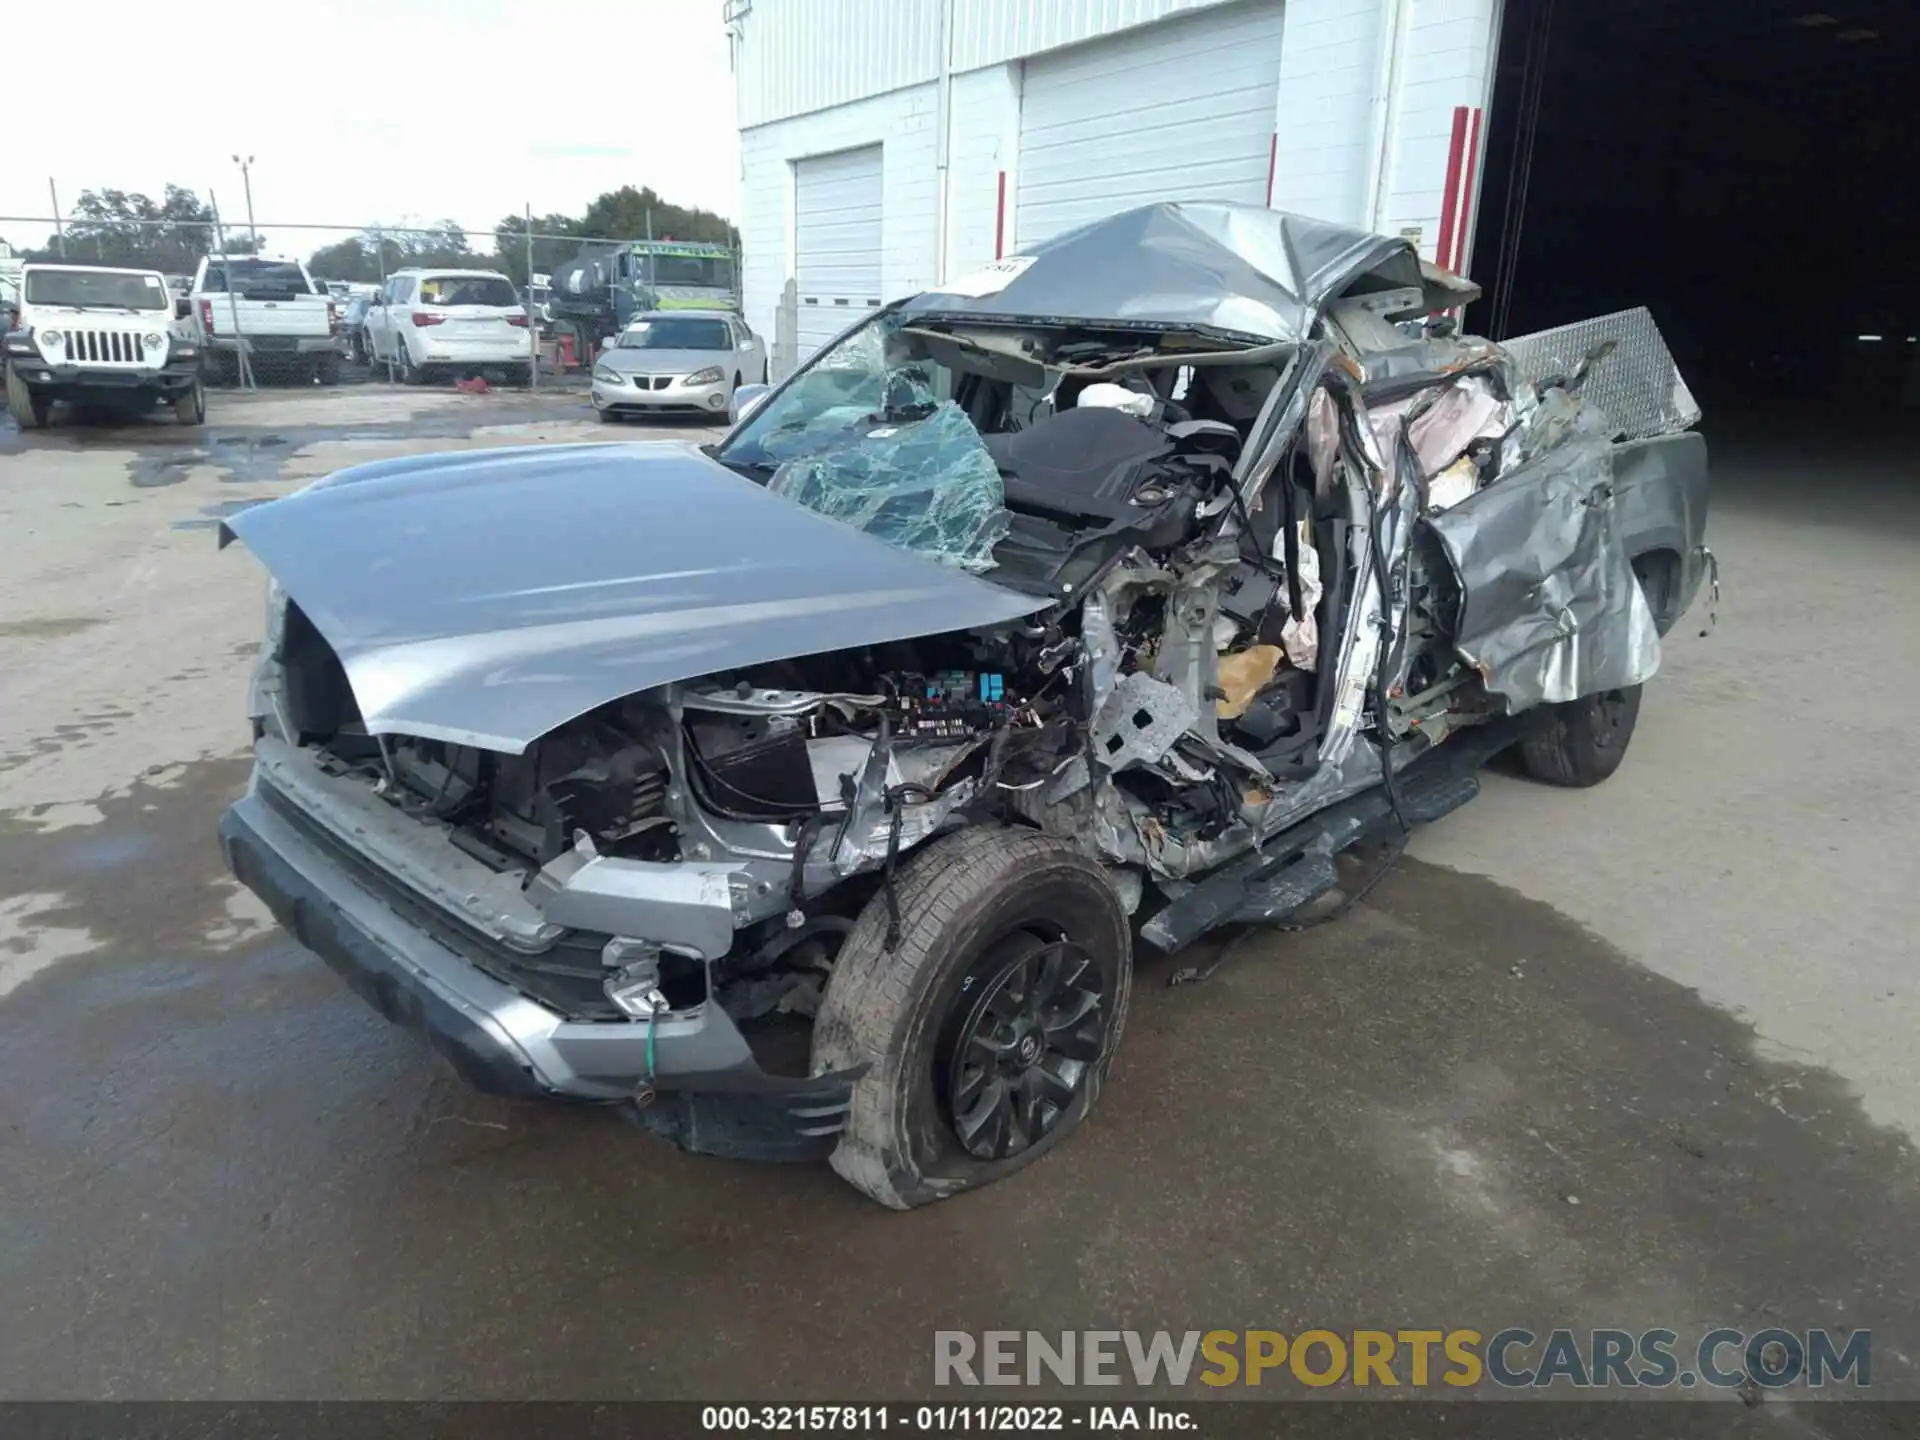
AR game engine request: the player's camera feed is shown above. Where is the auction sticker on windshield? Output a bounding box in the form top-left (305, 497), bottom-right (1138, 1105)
top-left (936, 257), bottom-right (1035, 298)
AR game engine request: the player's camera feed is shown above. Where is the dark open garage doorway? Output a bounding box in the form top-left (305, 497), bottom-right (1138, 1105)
top-left (1469, 0), bottom-right (1918, 424)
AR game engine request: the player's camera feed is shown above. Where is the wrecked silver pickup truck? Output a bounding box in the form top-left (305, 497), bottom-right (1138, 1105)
top-left (218, 203), bottom-right (1710, 1208)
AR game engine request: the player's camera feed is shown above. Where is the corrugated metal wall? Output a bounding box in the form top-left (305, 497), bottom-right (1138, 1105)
top-left (735, 0), bottom-right (1506, 376)
top-left (734, 0), bottom-right (942, 130)
top-left (948, 0), bottom-right (1233, 73)
top-left (733, 0), bottom-right (1239, 129)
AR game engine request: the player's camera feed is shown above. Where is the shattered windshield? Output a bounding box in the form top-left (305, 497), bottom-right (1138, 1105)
top-left (720, 313), bottom-right (1011, 572)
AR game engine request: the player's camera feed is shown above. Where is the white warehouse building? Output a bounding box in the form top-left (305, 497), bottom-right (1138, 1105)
top-left (728, 0), bottom-right (1504, 378)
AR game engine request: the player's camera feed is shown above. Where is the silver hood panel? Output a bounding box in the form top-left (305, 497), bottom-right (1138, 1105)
top-left (222, 441), bottom-right (1046, 752)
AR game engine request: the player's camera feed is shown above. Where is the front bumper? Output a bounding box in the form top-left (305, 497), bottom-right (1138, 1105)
top-left (204, 335), bottom-right (337, 355)
top-left (414, 335), bottom-right (535, 365)
top-left (592, 375), bottom-right (731, 414)
top-left (219, 785), bottom-right (861, 1160)
top-left (8, 355), bottom-right (202, 393)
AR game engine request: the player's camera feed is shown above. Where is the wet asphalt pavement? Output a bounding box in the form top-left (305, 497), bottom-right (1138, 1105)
top-left (1, 387), bottom-right (1917, 1421)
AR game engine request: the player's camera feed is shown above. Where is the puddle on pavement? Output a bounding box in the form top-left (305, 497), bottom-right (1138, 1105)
top-left (0, 754), bottom-right (253, 963)
top-left (0, 616), bottom-right (105, 639)
top-left (5, 388), bottom-right (605, 490)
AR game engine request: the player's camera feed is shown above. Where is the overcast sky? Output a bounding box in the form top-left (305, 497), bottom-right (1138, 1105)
top-left (1, 0), bottom-right (739, 253)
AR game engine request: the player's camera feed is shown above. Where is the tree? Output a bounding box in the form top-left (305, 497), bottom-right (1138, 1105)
top-left (487, 190), bottom-right (738, 286)
top-left (490, 212), bottom-right (582, 286)
top-left (49, 185), bottom-right (257, 271)
top-left (577, 186), bottom-right (736, 246)
top-left (305, 220), bottom-right (491, 282)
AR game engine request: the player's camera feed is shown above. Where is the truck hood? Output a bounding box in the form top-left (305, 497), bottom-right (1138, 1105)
top-left (222, 441), bottom-right (1048, 752)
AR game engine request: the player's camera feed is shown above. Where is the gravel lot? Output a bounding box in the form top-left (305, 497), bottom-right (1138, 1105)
top-left (1, 384), bottom-right (1916, 1421)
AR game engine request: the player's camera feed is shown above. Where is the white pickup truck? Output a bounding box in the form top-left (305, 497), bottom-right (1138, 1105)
top-left (190, 254), bottom-right (339, 384)
top-left (3, 262), bottom-right (206, 428)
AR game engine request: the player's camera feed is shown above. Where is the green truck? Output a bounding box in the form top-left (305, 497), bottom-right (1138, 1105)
top-left (548, 240), bottom-right (737, 345)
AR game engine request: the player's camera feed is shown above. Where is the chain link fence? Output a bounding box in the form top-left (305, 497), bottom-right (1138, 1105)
top-left (1, 200), bottom-right (742, 392)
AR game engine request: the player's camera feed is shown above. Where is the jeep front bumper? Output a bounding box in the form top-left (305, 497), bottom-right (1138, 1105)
top-left (7, 355), bottom-right (202, 393)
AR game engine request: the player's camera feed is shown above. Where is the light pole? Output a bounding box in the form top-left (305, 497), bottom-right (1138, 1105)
top-left (232, 155), bottom-right (257, 250)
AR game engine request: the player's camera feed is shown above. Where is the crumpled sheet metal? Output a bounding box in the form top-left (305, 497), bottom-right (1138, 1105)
top-left (1498, 307), bottom-right (1700, 441)
top-left (767, 400), bottom-right (1011, 573)
top-left (1091, 672), bottom-right (1199, 772)
top-left (901, 203), bottom-right (1424, 344)
top-left (1425, 427), bottom-right (1662, 710)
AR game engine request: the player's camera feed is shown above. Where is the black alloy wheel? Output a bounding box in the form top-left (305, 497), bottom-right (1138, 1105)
top-left (941, 934), bottom-right (1108, 1161)
top-left (813, 826), bottom-right (1133, 1209)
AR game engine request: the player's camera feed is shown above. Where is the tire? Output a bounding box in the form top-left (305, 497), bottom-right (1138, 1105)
top-left (397, 338), bottom-right (425, 386)
top-left (314, 354), bottom-right (341, 386)
top-left (5, 361), bottom-right (50, 429)
top-left (350, 331), bottom-right (369, 365)
top-left (509, 362), bottom-right (532, 388)
top-left (1516, 684), bottom-right (1643, 787)
top-left (596, 406), bottom-right (622, 423)
top-left (813, 827), bottom-right (1133, 1210)
top-left (172, 379), bottom-right (206, 427)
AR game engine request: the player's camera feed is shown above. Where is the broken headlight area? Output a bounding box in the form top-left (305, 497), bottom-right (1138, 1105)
top-left (265, 620), bottom-right (1083, 1033)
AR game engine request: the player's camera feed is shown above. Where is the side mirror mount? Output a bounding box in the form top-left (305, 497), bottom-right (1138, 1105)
top-left (729, 382), bottom-right (771, 426)
top-left (175, 298), bottom-right (192, 320)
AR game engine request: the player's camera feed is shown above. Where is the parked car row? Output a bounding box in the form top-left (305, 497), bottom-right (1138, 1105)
top-left (6, 254), bottom-right (767, 421)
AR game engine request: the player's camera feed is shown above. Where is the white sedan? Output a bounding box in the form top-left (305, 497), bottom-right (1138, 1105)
top-left (592, 311), bottom-right (766, 421)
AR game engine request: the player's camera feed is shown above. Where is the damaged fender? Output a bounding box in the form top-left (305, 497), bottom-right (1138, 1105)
top-left (1424, 422), bottom-right (1662, 711)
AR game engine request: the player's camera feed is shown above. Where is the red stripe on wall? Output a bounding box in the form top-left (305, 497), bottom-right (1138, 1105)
top-left (1434, 106), bottom-right (1470, 269)
top-left (1266, 133), bottom-right (1278, 208)
top-left (994, 170), bottom-right (1007, 259)
top-left (1452, 107), bottom-right (1484, 272)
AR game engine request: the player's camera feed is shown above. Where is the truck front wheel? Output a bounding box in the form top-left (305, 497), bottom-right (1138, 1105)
top-left (5, 362), bottom-right (50, 429)
top-left (172, 379), bottom-right (206, 427)
top-left (812, 827), bottom-right (1133, 1209)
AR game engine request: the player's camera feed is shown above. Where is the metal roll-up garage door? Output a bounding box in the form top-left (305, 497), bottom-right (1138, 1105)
top-left (794, 146), bottom-right (883, 361)
top-left (1016, 0), bottom-right (1285, 250)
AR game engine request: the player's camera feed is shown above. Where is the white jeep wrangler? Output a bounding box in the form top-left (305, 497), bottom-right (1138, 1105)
top-left (3, 263), bottom-right (206, 429)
